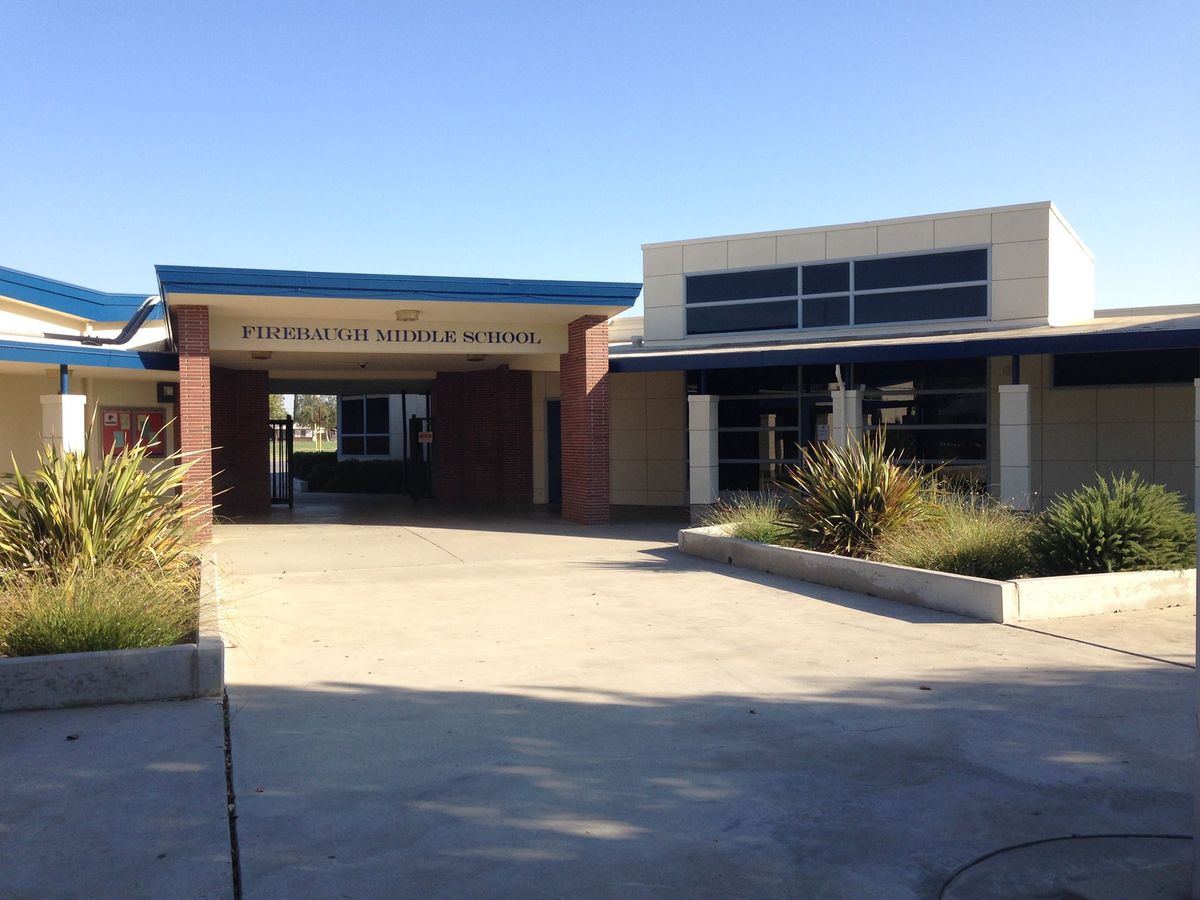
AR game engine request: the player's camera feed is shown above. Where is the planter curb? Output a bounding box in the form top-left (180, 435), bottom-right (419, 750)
top-left (678, 526), bottom-right (1195, 623)
top-left (0, 552), bottom-right (226, 713)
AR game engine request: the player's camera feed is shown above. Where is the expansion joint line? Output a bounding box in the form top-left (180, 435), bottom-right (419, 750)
top-left (222, 690), bottom-right (244, 899)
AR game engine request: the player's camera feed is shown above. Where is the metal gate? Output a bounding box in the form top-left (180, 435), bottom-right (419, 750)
top-left (269, 416), bottom-right (294, 507)
top-left (408, 414), bottom-right (433, 499)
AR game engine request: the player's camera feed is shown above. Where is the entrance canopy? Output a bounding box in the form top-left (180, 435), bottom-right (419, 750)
top-left (157, 265), bottom-right (640, 381)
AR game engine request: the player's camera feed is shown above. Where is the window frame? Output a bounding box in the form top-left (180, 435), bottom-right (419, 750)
top-left (339, 394), bottom-right (391, 457)
top-left (682, 245), bottom-right (991, 338)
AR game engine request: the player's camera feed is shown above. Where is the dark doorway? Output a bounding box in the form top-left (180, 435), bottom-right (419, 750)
top-left (546, 399), bottom-right (562, 505)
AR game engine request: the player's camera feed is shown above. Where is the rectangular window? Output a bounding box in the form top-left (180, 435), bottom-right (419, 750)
top-left (801, 262), bottom-right (850, 295)
top-left (854, 285), bottom-right (988, 325)
top-left (341, 395), bottom-right (390, 456)
top-left (686, 268), bottom-right (797, 304)
top-left (1053, 349), bottom-right (1200, 386)
top-left (687, 300), bottom-right (798, 334)
top-left (802, 296), bottom-right (850, 328)
top-left (854, 249), bottom-right (987, 291)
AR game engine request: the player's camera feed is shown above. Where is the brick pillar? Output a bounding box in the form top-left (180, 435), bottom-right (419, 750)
top-left (560, 315), bottom-right (610, 525)
top-left (212, 368), bottom-right (270, 517)
top-left (431, 367), bottom-right (531, 505)
top-left (176, 306), bottom-right (214, 540)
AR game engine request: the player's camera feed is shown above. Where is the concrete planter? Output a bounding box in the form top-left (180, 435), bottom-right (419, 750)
top-left (678, 525), bottom-right (1196, 624)
top-left (0, 555), bottom-right (225, 712)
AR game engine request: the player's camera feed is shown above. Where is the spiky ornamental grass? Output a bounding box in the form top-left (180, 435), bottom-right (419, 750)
top-left (0, 565), bottom-right (200, 657)
top-left (701, 491), bottom-right (793, 545)
top-left (874, 494), bottom-right (1037, 580)
top-left (0, 440), bottom-right (210, 579)
top-left (778, 430), bottom-right (936, 558)
top-left (1032, 473), bottom-right (1196, 575)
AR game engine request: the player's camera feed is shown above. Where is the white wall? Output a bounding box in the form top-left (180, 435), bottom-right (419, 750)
top-left (640, 202), bottom-right (1095, 344)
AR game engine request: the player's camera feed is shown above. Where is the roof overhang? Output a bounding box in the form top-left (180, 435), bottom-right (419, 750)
top-left (0, 339), bottom-right (177, 372)
top-left (156, 265), bottom-right (641, 321)
top-left (0, 266), bottom-right (159, 322)
top-left (610, 315), bottom-right (1200, 372)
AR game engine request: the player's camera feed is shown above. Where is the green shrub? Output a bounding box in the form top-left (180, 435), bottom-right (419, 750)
top-left (0, 441), bottom-right (208, 578)
top-left (305, 458), bottom-right (407, 493)
top-left (874, 495), bottom-right (1036, 580)
top-left (702, 492), bottom-right (792, 545)
top-left (0, 565), bottom-right (199, 657)
top-left (292, 451), bottom-right (337, 481)
top-left (1032, 473), bottom-right (1196, 575)
top-left (778, 430), bottom-right (935, 557)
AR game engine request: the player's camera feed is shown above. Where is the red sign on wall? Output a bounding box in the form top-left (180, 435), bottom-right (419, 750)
top-left (101, 407), bottom-right (167, 458)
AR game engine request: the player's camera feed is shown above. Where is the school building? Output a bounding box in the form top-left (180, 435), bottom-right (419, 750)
top-left (2, 201), bottom-right (1198, 536)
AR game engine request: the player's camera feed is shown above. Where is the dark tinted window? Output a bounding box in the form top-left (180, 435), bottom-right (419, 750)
top-left (857, 358), bottom-right (987, 392)
top-left (341, 436), bottom-right (364, 455)
top-left (718, 397), bottom-right (800, 428)
top-left (1053, 349), bottom-right (1200, 386)
top-left (698, 365), bottom-right (799, 394)
top-left (802, 296), bottom-right (850, 327)
top-left (864, 393), bottom-right (987, 427)
top-left (365, 396), bottom-right (389, 433)
top-left (342, 398), bottom-right (364, 433)
top-left (687, 300), bottom-right (797, 334)
top-left (880, 428), bottom-right (987, 463)
top-left (855, 249), bottom-right (987, 291)
top-left (364, 436), bottom-right (390, 455)
top-left (854, 285), bottom-right (987, 324)
top-left (802, 262), bottom-right (850, 294)
top-left (719, 430), bottom-right (799, 461)
top-left (686, 267), bottom-right (797, 304)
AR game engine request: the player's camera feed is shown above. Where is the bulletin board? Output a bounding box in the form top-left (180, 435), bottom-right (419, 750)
top-left (101, 407), bottom-right (167, 458)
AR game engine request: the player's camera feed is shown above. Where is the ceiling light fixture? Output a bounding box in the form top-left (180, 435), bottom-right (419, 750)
top-left (395, 309), bottom-right (420, 322)
top-left (466, 354), bottom-right (486, 363)
top-left (250, 350), bottom-right (272, 360)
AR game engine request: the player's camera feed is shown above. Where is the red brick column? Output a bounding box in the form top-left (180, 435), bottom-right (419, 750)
top-left (432, 367), bottom-right (532, 505)
top-left (560, 316), bottom-right (610, 525)
top-left (212, 368), bottom-right (270, 517)
top-left (175, 306), bottom-right (214, 540)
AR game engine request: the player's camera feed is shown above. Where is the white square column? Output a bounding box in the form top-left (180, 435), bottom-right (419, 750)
top-left (688, 394), bottom-right (720, 506)
top-left (40, 394), bottom-right (87, 455)
top-left (829, 388), bottom-right (863, 447)
top-left (998, 384), bottom-right (1032, 509)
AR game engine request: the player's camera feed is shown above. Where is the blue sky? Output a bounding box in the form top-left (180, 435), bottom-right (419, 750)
top-left (1, 1), bottom-right (1196, 311)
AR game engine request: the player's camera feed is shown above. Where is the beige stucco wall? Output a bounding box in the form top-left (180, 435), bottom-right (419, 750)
top-left (641, 202), bottom-right (1095, 344)
top-left (610, 371), bottom-right (687, 506)
top-left (0, 371), bottom-right (57, 471)
top-left (531, 370), bottom-right (687, 507)
top-left (0, 369), bottom-right (175, 472)
top-left (989, 355), bottom-right (1195, 505)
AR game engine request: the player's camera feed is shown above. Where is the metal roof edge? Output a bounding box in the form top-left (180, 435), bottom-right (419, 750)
top-left (0, 339), bottom-right (178, 371)
top-left (0, 265), bottom-right (157, 321)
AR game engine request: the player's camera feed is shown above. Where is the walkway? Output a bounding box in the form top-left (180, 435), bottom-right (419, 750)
top-left (216, 497), bottom-right (1195, 898)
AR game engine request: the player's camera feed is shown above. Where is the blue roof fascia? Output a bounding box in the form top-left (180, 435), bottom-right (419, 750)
top-left (0, 340), bottom-right (178, 372)
top-left (609, 327), bottom-right (1200, 373)
top-left (155, 265), bottom-right (642, 308)
top-left (0, 266), bottom-right (160, 322)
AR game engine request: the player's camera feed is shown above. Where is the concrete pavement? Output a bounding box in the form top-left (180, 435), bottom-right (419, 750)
top-left (217, 497), bottom-right (1195, 899)
top-left (0, 698), bottom-right (232, 899)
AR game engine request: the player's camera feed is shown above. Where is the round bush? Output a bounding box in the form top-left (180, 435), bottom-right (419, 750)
top-left (1032, 474), bottom-right (1196, 575)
